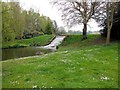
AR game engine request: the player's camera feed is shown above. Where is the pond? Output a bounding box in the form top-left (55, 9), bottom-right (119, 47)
top-left (2, 47), bottom-right (52, 61)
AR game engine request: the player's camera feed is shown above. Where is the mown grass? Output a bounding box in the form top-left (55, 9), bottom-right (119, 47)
top-left (2, 35), bottom-right (54, 49)
top-left (2, 34), bottom-right (118, 88)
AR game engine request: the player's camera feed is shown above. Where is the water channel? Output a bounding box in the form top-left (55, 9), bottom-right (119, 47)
top-left (2, 47), bottom-right (52, 61)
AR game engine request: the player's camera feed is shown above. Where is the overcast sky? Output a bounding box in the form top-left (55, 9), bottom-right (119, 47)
top-left (19, 0), bottom-right (102, 31)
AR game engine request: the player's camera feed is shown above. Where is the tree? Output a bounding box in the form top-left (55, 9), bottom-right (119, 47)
top-left (110, 2), bottom-right (120, 40)
top-left (45, 17), bottom-right (55, 35)
top-left (96, 1), bottom-right (119, 44)
top-left (51, 0), bottom-right (100, 40)
top-left (22, 9), bottom-right (44, 38)
top-left (106, 1), bottom-right (115, 45)
top-left (2, 1), bottom-right (25, 41)
top-left (10, 1), bottom-right (24, 39)
top-left (2, 1), bottom-right (55, 42)
top-left (2, 2), bottom-right (15, 42)
top-left (39, 16), bottom-right (54, 35)
top-left (52, 20), bottom-right (58, 35)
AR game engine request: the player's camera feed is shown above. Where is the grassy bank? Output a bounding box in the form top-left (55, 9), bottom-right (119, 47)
top-left (2, 35), bottom-right (118, 88)
top-left (58, 34), bottom-right (106, 51)
top-left (2, 35), bottom-right (54, 49)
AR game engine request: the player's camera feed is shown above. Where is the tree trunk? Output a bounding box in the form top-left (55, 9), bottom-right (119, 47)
top-left (82, 23), bottom-right (87, 40)
top-left (106, 29), bottom-right (111, 45)
top-left (106, 2), bottom-right (115, 45)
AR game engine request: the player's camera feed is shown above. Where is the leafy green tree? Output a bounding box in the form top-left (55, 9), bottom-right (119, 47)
top-left (2, 1), bottom-right (55, 42)
top-left (39, 16), bottom-right (54, 35)
top-left (45, 17), bottom-right (54, 35)
top-left (2, 2), bottom-right (15, 42)
top-left (10, 2), bottom-right (24, 39)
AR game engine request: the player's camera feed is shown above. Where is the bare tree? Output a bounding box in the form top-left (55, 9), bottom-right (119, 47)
top-left (51, 0), bottom-right (101, 40)
top-left (106, 1), bottom-right (116, 45)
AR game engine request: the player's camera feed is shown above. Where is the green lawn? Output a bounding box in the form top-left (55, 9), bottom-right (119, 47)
top-left (2, 35), bottom-right (118, 88)
top-left (2, 35), bottom-right (55, 49)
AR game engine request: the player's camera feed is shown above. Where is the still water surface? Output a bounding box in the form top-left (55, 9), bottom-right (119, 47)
top-left (2, 47), bottom-right (51, 61)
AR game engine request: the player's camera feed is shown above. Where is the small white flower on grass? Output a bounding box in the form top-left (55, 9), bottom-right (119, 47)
top-left (10, 81), bottom-right (20, 85)
top-left (61, 60), bottom-right (67, 63)
top-left (65, 51), bottom-right (69, 53)
top-left (100, 76), bottom-right (110, 80)
top-left (62, 51), bottom-right (69, 54)
top-left (33, 85), bottom-right (38, 88)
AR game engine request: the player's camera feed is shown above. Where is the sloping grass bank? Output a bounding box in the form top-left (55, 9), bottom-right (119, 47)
top-left (2, 35), bottom-right (118, 88)
top-left (58, 34), bottom-right (106, 51)
top-left (2, 35), bottom-right (54, 49)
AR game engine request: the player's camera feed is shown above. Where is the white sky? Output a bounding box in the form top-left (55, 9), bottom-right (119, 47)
top-left (19, 0), bottom-right (102, 32)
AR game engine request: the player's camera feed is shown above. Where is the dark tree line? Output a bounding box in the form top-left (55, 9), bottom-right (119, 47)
top-left (2, 1), bottom-right (55, 42)
top-left (100, 2), bottom-right (120, 40)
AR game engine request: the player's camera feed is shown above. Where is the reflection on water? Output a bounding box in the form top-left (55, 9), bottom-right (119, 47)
top-left (2, 47), bottom-right (51, 61)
